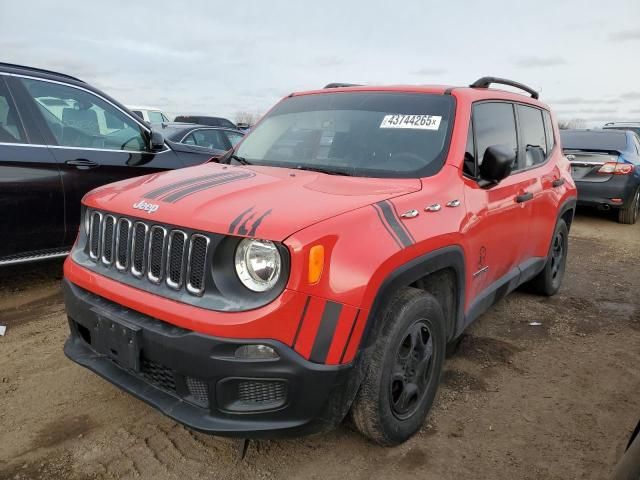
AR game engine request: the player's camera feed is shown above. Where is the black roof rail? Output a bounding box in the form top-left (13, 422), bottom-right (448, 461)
top-left (0, 62), bottom-right (84, 83)
top-left (323, 83), bottom-right (362, 89)
top-left (470, 76), bottom-right (539, 99)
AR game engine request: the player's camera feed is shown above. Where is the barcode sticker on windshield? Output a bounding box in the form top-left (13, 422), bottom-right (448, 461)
top-left (380, 114), bottom-right (442, 130)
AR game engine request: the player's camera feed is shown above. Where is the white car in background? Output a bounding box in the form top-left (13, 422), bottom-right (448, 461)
top-left (127, 105), bottom-right (171, 124)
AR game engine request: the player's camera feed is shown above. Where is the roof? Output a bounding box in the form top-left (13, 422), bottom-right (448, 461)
top-left (289, 77), bottom-right (549, 110)
top-left (290, 82), bottom-right (549, 110)
top-left (127, 105), bottom-right (164, 111)
top-left (159, 123), bottom-right (244, 142)
top-left (0, 62), bottom-right (84, 83)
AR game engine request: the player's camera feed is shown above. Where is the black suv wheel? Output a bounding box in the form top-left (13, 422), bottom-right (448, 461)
top-left (350, 287), bottom-right (446, 445)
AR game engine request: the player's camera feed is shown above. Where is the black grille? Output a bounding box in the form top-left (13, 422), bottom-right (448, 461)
top-left (167, 231), bottom-right (186, 288)
top-left (238, 380), bottom-right (287, 405)
top-left (132, 223), bottom-right (147, 275)
top-left (116, 219), bottom-right (131, 269)
top-left (187, 235), bottom-right (208, 294)
top-left (140, 357), bottom-right (176, 393)
top-left (89, 213), bottom-right (101, 258)
top-left (102, 216), bottom-right (115, 264)
top-left (148, 227), bottom-right (166, 281)
top-left (186, 377), bottom-right (209, 406)
top-left (85, 210), bottom-right (210, 297)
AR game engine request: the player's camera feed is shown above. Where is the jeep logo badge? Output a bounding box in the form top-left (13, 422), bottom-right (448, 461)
top-left (132, 200), bottom-right (159, 214)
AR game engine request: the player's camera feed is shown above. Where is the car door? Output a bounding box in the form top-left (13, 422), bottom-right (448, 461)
top-left (11, 76), bottom-right (185, 246)
top-left (0, 76), bottom-right (65, 259)
top-left (515, 105), bottom-right (563, 266)
top-left (461, 102), bottom-right (535, 312)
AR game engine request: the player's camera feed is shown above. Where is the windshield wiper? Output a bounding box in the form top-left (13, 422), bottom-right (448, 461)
top-left (230, 154), bottom-right (251, 165)
top-left (294, 165), bottom-right (352, 176)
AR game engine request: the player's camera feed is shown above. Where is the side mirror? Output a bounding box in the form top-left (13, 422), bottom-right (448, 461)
top-left (149, 130), bottom-right (165, 152)
top-left (478, 145), bottom-right (514, 188)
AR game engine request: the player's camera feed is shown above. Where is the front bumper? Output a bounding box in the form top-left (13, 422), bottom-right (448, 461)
top-left (575, 175), bottom-right (638, 209)
top-left (63, 279), bottom-right (355, 438)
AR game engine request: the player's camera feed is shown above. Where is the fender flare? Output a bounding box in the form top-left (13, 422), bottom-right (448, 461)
top-left (358, 245), bottom-right (466, 353)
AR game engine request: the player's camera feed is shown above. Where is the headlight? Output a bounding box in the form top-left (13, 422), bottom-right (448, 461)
top-left (234, 238), bottom-right (282, 292)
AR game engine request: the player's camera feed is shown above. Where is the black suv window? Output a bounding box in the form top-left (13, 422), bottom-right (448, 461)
top-left (517, 104), bottom-right (547, 168)
top-left (0, 79), bottom-right (25, 143)
top-left (21, 78), bottom-right (148, 152)
top-left (473, 102), bottom-right (518, 170)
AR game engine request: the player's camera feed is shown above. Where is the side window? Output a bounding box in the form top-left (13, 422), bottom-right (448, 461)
top-left (473, 102), bottom-right (518, 170)
top-left (542, 110), bottom-right (555, 153)
top-left (183, 133), bottom-right (196, 145)
top-left (517, 105), bottom-right (547, 168)
top-left (193, 130), bottom-right (230, 150)
top-left (0, 79), bottom-right (26, 143)
top-left (20, 78), bottom-right (148, 152)
top-left (463, 119), bottom-right (476, 177)
top-left (224, 131), bottom-right (244, 147)
top-left (148, 111), bottom-right (165, 123)
top-left (161, 113), bottom-right (170, 122)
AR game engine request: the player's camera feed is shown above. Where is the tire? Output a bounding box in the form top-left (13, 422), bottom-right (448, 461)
top-left (528, 219), bottom-right (569, 296)
top-left (350, 287), bottom-right (446, 446)
top-left (617, 187), bottom-right (640, 225)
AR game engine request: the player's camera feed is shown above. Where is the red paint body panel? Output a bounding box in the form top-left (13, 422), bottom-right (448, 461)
top-left (66, 84), bottom-right (577, 368)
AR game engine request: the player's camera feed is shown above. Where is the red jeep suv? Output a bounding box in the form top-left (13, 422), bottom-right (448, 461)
top-left (63, 77), bottom-right (577, 445)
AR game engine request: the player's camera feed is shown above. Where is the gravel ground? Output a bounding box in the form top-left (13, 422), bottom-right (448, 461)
top-left (0, 209), bottom-right (638, 480)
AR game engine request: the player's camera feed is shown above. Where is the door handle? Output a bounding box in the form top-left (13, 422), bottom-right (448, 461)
top-left (515, 192), bottom-right (533, 203)
top-left (552, 178), bottom-right (565, 188)
top-left (65, 159), bottom-right (99, 169)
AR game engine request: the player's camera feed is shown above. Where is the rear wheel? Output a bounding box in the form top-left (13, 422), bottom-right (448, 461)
top-left (618, 187), bottom-right (640, 225)
top-left (350, 287), bottom-right (446, 446)
top-left (528, 219), bottom-right (568, 296)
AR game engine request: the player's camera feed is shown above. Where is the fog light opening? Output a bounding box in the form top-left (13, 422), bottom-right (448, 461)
top-left (235, 344), bottom-right (279, 360)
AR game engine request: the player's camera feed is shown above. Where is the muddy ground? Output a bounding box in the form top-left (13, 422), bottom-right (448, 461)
top-left (0, 209), bottom-right (638, 480)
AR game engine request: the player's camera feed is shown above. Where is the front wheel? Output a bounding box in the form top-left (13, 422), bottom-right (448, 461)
top-left (618, 187), bottom-right (640, 225)
top-left (350, 287), bottom-right (446, 446)
top-left (528, 219), bottom-right (569, 296)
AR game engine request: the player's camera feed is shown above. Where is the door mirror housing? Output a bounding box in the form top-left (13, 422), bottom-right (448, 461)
top-left (148, 130), bottom-right (165, 152)
top-left (478, 145), bottom-right (514, 188)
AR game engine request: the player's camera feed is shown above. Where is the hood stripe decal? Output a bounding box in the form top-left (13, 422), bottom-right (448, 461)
top-left (228, 207), bottom-right (255, 234)
top-left (373, 200), bottom-right (415, 248)
top-left (143, 172), bottom-right (237, 199)
top-left (161, 172), bottom-right (255, 203)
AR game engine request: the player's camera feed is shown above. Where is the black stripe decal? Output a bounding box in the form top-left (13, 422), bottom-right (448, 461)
top-left (376, 200), bottom-right (414, 248)
top-left (388, 200), bottom-right (416, 244)
top-left (309, 301), bottom-right (343, 363)
top-left (247, 209), bottom-right (272, 237)
top-left (162, 172), bottom-right (255, 203)
top-left (228, 207), bottom-right (255, 234)
top-left (339, 310), bottom-right (360, 363)
top-left (372, 203), bottom-right (403, 249)
top-left (144, 172), bottom-right (235, 199)
top-left (292, 296), bottom-right (311, 347)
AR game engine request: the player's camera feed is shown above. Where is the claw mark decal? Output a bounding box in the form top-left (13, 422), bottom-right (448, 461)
top-left (372, 200), bottom-right (415, 248)
top-left (143, 171), bottom-right (255, 203)
top-left (228, 206), bottom-right (273, 237)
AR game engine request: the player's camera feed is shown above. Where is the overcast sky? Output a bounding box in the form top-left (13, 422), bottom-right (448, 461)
top-left (2, 0), bottom-right (639, 125)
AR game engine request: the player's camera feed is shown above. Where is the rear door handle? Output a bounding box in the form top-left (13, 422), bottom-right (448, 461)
top-left (552, 178), bottom-right (565, 188)
top-left (65, 159), bottom-right (99, 170)
top-left (515, 192), bottom-right (533, 203)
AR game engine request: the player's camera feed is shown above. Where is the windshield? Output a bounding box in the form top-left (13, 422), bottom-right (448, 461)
top-left (235, 92), bottom-right (455, 177)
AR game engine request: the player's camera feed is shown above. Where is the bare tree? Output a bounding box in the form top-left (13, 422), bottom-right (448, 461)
top-left (557, 118), bottom-right (587, 130)
top-left (234, 110), bottom-right (262, 126)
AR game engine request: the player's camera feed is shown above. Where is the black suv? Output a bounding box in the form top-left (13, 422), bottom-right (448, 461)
top-left (173, 115), bottom-right (237, 129)
top-left (0, 63), bottom-right (221, 266)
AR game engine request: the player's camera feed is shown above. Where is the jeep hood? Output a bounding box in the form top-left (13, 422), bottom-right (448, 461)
top-left (83, 163), bottom-right (421, 241)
